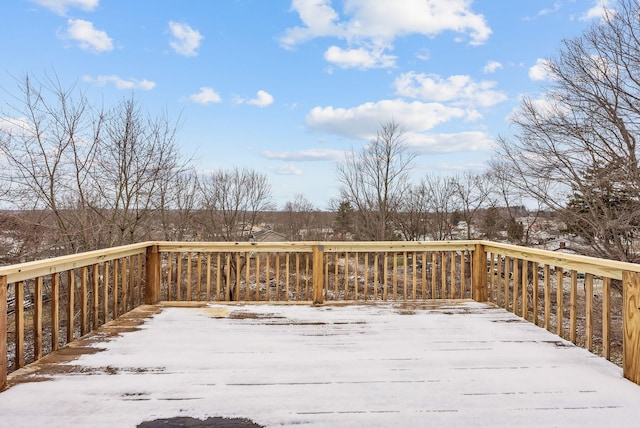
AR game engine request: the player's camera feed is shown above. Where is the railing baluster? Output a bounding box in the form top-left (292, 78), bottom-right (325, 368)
top-left (522, 261), bottom-right (529, 320)
top-left (392, 252), bottom-right (398, 301)
top-left (383, 252), bottom-right (389, 301)
top-left (34, 277), bottom-right (43, 360)
top-left (51, 273), bottom-right (60, 351)
top-left (244, 252), bottom-right (251, 301)
top-left (512, 259), bottom-right (519, 314)
top-left (15, 281), bottom-right (24, 369)
top-left (556, 266), bottom-right (564, 338)
top-left (450, 252), bottom-right (456, 299)
top-left (176, 254), bottom-right (183, 301)
top-left (197, 253), bottom-right (203, 302)
top-left (275, 253), bottom-right (281, 301)
top-left (112, 259), bottom-right (119, 319)
top-left (441, 252), bottom-right (447, 298)
top-left (532, 262), bottom-right (539, 327)
top-left (206, 253), bottom-right (212, 301)
top-left (373, 253), bottom-right (379, 300)
top-left (216, 253), bottom-right (222, 301)
top-left (333, 253), bottom-right (339, 300)
top-left (412, 251), bottom-right (417, 301)
top-left (504, 257), bottom-right (510, 311)
top-left (187, 252), bottom-right (193, 302)
top-left (345, 251), bottom-right (350, 300)
top-left (603, 277), bottom-right (611, 360)
top-left (92, 264), bottom-right (99, 330)
top-left (167, 252), bottom-right (173, 300)
top-left (363, 253), bottom-right (369, 301)
top-left (496, 255), bottom-right (503, 306)
top-left (354, 252), bottom-right (359, 301)
top-left (0, 275), bottom-right (7, 390)
top-left (570, 270), bottom-right (578, 343)
top-left (293, 253), bottom-right (299, 301)
top-left (585, 273), bottom-right (594, 352)
top-left (121, 257), bottom-right (128, 314)
top-left (431, 252), bottom-right (437, 299)
top-left (67, 271), bottom-right (75, 344)
top-left (285, 253), bottom-right (290, 302)
top-left (80, 266), bottom-right (88, 336)
top-left (544, 265), bottom-right (551, 330)
top-left (305, 253), bottom-right (310, 301)
top-left (421, 252), bottom-right (427, 300)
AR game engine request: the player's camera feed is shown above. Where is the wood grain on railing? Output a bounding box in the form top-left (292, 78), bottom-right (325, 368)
top-left (3, 239), bottom-right (640, 389)
top-left (0, 243), bottom-right (149, 389)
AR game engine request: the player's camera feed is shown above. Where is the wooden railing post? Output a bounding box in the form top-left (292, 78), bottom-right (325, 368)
top-left (472, 243), bottom-right (488, 302)
top-left (623, 270), bottom-right (640, 385)
top-left (0, 275), bottom-right (7, 390)
top-left (312, 245), bottom-right (324, 305)
top-left (145, 245), bottom-right (161, 304)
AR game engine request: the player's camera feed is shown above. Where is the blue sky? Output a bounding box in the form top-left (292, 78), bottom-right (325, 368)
top-left (0, 0), bottom-right (614, 209)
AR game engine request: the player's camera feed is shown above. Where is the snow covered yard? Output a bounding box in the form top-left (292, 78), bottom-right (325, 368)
top-left (1, 301), bottom-right (640, 427)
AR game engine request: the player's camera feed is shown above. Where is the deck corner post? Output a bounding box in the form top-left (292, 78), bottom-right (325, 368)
top-left (145, 245), bottom-right (161, 304)
top-left (0, 275), bottom-right (7, 390)
top-left (472, 243), bottom-right (488, 302)
top-left (623, 270), bottom-right (640, 385)
top-left (312, 245), bottom-right (324, 305)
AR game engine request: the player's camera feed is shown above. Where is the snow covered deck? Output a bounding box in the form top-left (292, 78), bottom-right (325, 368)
top-left (2, 300), bottom-right (640, 427)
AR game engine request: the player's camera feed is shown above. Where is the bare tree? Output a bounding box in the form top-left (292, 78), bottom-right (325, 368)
top-left (158, 169), bottom-right (199, 241)
top-left (452, 171), bottom-right (493, 239)
top-left (336, 120), bottom-right (416, 241)
top-left (396, 182), bottom-right (431, 241)
top-left (0, 74), bottom-right (190, 255)
top-left (197, 167), bottom-right (274, 241)
top-left (281, 193), bottom-right (318, 241)
top-left (87, 98), bottom-right (186, 247)
top-left (0, 73), bottom-right (100, 254)
top-left (422, 174), bottom-right (459, 240)
top-left (496, 0), bottom-right (640, 262)
top-left (487, 160), bottom-right (544, 245)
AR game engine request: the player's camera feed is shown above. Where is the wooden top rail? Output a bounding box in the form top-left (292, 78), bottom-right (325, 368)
top-left (157, 240), bottom-right (477, 254)
top-left (3, 240), bottom-right (640, 284)
top-left (0, 242), bottom-right (151, 283)
top-left (480, 240), bottom-right (640, 280)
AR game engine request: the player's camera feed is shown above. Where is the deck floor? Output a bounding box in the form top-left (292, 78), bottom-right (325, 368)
top-left (2, 300), bottom-right (640, 427)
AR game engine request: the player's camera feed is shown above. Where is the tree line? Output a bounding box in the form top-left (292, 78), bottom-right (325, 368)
top-left (3, 0), bottom-right (640, 264)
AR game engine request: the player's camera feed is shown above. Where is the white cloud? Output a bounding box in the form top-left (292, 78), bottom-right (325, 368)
top-left (235, 90), bottom-right (274, 108)
top-left (537, 2), bottom-right (562, 17)
top-left (168, 21), bottom-right (203, 57)
top-left (305, 99), bottom-right (466, 140)
top-left (189, 87), bottom-right (222, 104)
top-left (580, 0), bottom-right (615, 22)
top-left (405, 131), bottom-right (495, 153)
top-left (63, 19), bottom-right (113, 52)
top-left (281, 0), bottom-right (492, 48)
top-left (271, 165), bottom-right (303, 175)
top-left (0, 116), bottom-right (35, 137)
top-left (393, 72), bottom-right (507, 107)
top-left (324, 45), bottom-right (396, 69)
top-left (247, 90), bottom-right (274, 107)
top-left (483, 60), bottom-right (503, 74)
top-left (415, 48), bottom-right (430, 61)
top-left (280, 0), bottom-right (343, 47)
top-left (83, 75), bottom-right (155, 90)
top-left (528, 58), bottom-right (553, 81)
top-left (261, 148), bottom-right (344, 161)
top-left (31, 0), bottom-right (98, 15)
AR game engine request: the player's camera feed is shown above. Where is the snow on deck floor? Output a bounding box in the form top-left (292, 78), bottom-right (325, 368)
top-left (1, 301), bottom-right (640, 427)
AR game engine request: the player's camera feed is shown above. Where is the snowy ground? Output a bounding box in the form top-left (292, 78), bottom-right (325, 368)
top-left (1, 301), bottom-right (640, 427)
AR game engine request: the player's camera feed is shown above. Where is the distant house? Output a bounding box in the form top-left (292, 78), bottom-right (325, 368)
top-left (252, 230), bottom-right (286, 242)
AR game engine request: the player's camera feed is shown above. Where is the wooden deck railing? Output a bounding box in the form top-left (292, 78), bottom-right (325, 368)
top-left (1, 240), bottom-right (640, 390)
